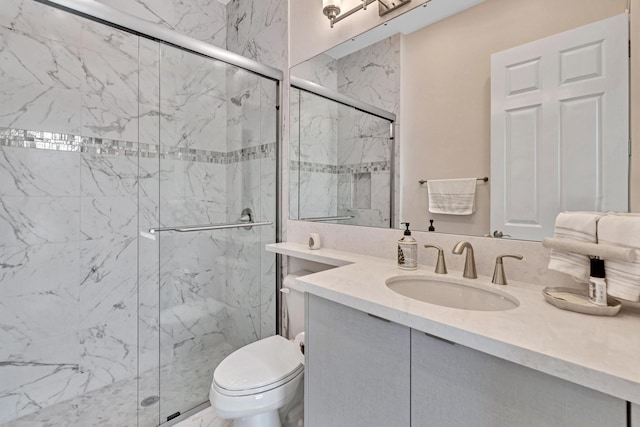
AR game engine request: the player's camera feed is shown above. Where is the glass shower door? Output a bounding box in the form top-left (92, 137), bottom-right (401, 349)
top-left (139, 42), bottom-right (278, 424)
top-left (291, 88), bottom-right (393, 228)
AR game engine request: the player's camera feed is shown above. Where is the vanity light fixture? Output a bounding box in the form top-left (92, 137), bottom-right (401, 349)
top-left (323, 0), bottom-right (342, 21)
top-left (323, 0), bottom-right (412, 28)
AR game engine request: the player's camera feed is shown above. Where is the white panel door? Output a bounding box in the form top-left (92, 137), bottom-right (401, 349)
top-left (491, 13), bottom-right (629, 241)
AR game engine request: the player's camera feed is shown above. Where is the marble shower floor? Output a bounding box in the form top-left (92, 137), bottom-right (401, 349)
top-left (2, 343), bottom-right (234, 427)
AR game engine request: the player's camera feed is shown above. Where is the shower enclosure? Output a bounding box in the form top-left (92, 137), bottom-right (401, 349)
top-left (0, 1), bottom-right (279, 426)
top-left (290, 79), bottom-right (395, 228)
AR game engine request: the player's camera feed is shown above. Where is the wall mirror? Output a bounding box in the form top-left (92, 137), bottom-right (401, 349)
top-left (289, 0), bottom-right (632, 241)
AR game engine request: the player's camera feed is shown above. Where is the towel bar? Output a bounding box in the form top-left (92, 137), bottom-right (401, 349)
top-left (419, 177), bottom-right (488, 185)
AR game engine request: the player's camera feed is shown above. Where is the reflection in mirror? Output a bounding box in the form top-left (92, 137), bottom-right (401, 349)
top-left (289, 0), bottom-right (632, 241)
top-left (289, 84), bottom-right (394, 227)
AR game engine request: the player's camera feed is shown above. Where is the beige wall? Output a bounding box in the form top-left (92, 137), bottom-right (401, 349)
top-left (400, 0), bottom-right (630, 235)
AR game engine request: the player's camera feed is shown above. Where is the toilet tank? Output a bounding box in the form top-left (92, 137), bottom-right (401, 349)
top-left (282, 270), bottom-right (311, 339)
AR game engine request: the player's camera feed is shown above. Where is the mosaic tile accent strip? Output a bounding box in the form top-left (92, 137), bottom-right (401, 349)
top-left (291, 161), bottom-right (338, 174)
top-left (291, 160), bottom-right (390, 174)
top-left (163, 143), bottom-right (276, 164)
top-left (338, 160), bottom-right (390, 174)
top-left (0, 128), bottom-right (275, 164)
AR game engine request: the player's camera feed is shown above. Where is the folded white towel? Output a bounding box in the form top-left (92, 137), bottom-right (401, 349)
top-left (597, 213), bottom-right (640, 301)
top-left (547, 212), bottom-right (603, 283)
top-left (427, 178), bottom-right (476, 215)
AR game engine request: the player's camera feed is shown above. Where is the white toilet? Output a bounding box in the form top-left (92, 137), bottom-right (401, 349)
top-left (209, 271), bottom-right (308, 427)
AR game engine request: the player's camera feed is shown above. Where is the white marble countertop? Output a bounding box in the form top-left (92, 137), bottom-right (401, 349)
top-left (267, 242), bottom-right (640, 404)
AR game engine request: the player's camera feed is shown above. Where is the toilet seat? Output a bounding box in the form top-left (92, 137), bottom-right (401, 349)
top-left (213, 335), bottom-right (304, 397)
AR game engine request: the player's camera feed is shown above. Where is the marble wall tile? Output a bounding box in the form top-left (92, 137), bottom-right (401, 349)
top-left (80, 46), bottom-right (138, 98)
top-left (139, 38), bottom-right (160, 106)
top-left (159, 57), bottom-right (228, 152)
top-left (80, 197), bottom-right (137, 241)
top-left (79, 236), bottom-right (138, 392)
top-left (139, 103), bottom-right (161, 148)
top-left (95, 0), bottom-right (227, 48)
top-left (225, 70), bottom-right (265, 152)
top-left (0, 147), bottom-right (80, 197)
top-left (0, 78), bottom-right (82, 135)
top-left (80, 153), bottom-right (140, 198)
top-left (337, 34), bottom-right (400, 116)
top-left (259, 78), bottom-right (278, 151)
top-left (171, 0), bottom-right (227, 47)
top-left (0, 197), bottom-right (80, 248)
top-left (289, 88), bottom-right (301, 220)
top-left (138, 241), bottom-right (160, 374)
top-left (80, 19), bottom-right (138, 59)
top-left (226, 159), bottom-right (260, 218)
top-left (298, 91), bottom-right (338, 165)
top-left (292, 53), bottom-right (337, 88)
top-left (260, 231), bottom-right (277, 338)
top-left (0, 0), bottom-right (84, 46)
top-left (81, 92), bottom-right (139, 142)
top-left (159, 234), bottom-right (227, 308)
top-left (0, 243), bottom-right (80, 356)
top-left (0, 362), bottom-right (89, 424)
top-left (79, 22), bottom-right (140, 142)
top-left (162, 303), bottom-right (228, 365)
top-left (159, 103), bottom-right (226, 152)
top-left (138, 157), bottom-right (162, 230)
top-left (0, 26), bottom-right (84, 90)
top-left (222, 229), bottom-right (263, 348)
top-left (299, 171), bottom-right (337, 219)
top-left (226, 0), bottom-right (288, 70)
top-left (0, 242), bottom-right (83, 424)
top-left (338, 117), bottom-right (392, 166)
top-left (139, 39), bottom-right (161, 151)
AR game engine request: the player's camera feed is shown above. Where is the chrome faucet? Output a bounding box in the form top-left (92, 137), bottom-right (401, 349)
top-left (492, 254), bottom-right (524, 285)
top-left (424, 245), bottom-right (447, 274)
top-left (452, 241), bottom-right (477, 279)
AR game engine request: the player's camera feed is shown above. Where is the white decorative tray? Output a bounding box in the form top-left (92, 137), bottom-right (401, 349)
top-left (542, 287), bottom-right (621, 316)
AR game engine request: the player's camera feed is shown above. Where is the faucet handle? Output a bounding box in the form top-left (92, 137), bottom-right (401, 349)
top-left (424, 245), bottom-right (447, 274)
top-left (492, 254), bottom-right (524, 285)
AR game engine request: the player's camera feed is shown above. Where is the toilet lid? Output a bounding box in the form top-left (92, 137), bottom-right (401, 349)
top-left (214, 335), bottom-right (303, 392)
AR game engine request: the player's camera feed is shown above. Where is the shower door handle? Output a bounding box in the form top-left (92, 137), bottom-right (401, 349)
top-left (149, 221), bottom-right (273, 234)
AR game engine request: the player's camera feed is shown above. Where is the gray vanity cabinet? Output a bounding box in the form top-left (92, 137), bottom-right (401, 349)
top-left (632, 403), bottom-right (640, 426)
top-left (410, 329), bottom-right (627, 427)
top-left (305, 294), bottom-right (411, 427)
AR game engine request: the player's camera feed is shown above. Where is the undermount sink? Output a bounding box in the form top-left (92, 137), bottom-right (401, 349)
top-left (386, 275), bottom-right (519, 311)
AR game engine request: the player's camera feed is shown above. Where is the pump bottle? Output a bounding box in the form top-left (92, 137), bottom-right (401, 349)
top-left (398, 222), bottom-right (418, 270)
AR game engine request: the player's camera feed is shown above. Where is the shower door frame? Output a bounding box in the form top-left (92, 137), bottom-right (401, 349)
top-left (32, 0), bottom-right (284, 424)
top-left (290, 76), bottom-right (397, 228)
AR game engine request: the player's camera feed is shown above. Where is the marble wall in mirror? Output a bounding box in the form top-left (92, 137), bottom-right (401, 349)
top-left (290, 86), bottom-right (395, 227)
top-left (289, 0), bottom-right (632, 241)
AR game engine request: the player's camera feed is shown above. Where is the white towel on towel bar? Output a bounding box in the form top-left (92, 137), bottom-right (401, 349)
top-left (547, 212), bottom-right (603, 283)
top-left (597, 213), bottom-right (640, 301)
top-left (427, 178), bottom-right (477, 215)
